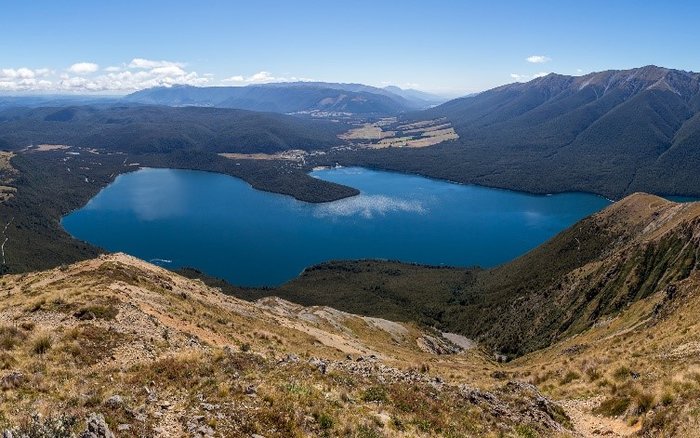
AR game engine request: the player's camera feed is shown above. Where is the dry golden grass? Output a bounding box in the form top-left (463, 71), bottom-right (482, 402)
top-left (2, 235), bottom-right (700, 436)
top-left (2, 254), bottom-right (554, 437)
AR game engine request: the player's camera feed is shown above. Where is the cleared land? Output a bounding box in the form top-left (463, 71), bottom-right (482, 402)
top-left (339, 118), bottom-right (459, 149)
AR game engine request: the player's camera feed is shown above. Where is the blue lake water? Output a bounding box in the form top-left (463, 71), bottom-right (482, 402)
top-left (62, 167), bottom-right (611, 286)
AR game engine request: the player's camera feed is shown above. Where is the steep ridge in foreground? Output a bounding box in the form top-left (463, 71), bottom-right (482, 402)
top-left (3, 235), bottom-right (700, 434)
top-left (0, 254), bottom-right (571, 437)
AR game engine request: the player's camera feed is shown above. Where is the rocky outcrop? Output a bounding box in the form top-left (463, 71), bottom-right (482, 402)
top-left (79, 413), bottom-right (114, 438)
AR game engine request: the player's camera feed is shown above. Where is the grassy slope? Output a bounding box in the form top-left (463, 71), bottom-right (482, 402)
top-left (0, 253), bottom-right (572, 437)
top-left (3, 248), bottom-right (700, 435)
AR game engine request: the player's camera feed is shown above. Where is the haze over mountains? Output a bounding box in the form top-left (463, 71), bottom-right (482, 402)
top-left (124, 82), bottom-right (446, 114)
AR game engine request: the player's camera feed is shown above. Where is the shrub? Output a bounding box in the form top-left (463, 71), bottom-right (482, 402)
top-left (5, 413), bottom-right (77, 438)
top-left (634, 391), bottom-right (654, 414)
top-left (26, 299), bottom-right (46, 313)
top-left (586, 367), bottom-right (601, 381)
top-left (355, 425), bottom-right (383, 438)
top-left (362, 386), bottom-right (388, 403)
top-left (316, 412), bottom-right (333, 430)
top-left (19, 321), bottom-right (35, 331)
top-left (594, 396), bottom-right (630, 417)
top-left (612, 366), bottom-right (631, 381)
top-left (31, 334), bottom-right (53, 355)
top-left (660, 392), bottom-right (674, 406)
top-left (73, 304), bottom-right (118, 320)
top-left (0, 326), bottom-right (26, 351)
top-left (559, 370), bottom-right (580, 385)
top-left (0, 352), bottom-right (17, 370)
top-left (515, 424), bottom-right (538, 438)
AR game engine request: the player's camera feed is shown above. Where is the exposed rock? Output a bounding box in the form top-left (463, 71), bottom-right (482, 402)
top-left (459, 381), bottom-right (571, 433)
top-left (104, 394), bottom-right (124, 409)
top-left (200, 402), bottom-right (218, 411)
top-left (79, 413), bottom-right (114, 438)
top-left (277, 353), bottom-right (299, 364)
top-left (0, 372), bottom-right (23, 390)
top-left (308, 357), bottom-right (327, 374)
top-left (417, 334), bottom-right (461, 355)
top-left (562, 343), bottom-right (589, 356)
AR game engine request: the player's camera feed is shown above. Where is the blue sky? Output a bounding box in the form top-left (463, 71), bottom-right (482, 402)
top-left (1, 0), bottom-right (699, 96)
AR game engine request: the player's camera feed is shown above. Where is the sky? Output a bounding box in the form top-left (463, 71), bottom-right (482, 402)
top-left (1, 0), bottom-right (700, 96)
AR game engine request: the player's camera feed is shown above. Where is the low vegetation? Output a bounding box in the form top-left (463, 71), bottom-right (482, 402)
top-left (0, 253), bottom-right (574, 437)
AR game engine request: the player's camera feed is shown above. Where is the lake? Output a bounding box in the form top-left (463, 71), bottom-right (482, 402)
top-left (62, 167), bottom-right (611, 286)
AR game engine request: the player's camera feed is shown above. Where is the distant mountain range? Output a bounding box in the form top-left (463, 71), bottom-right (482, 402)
top-left (338, 65), bottom-right (700, 199)
top-left (0, 105), bottom-right (345, 154)
top-left (3, 66), bottom-right (700, 199)
top-left (124, 82), bottom-right (447, 114)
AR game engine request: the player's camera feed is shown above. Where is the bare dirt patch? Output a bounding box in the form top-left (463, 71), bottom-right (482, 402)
top-left (33, 144), bottom-right (72, 152)
top-left (219, 149), bottom-right (307, 162)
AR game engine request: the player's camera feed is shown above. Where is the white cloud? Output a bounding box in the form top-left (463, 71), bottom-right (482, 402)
top-left (222, 71), bottom-right (313, 85)
top-left (0, 67), bottom-right (56, 91)
top-left (526, 55), bottom-right (551, 64)
top-left (0, 60), bottom-right (313, 93)
top-left (48, 58), bottom-right (208, 92)
top-left (381, 81), bottom-right (421, 89)
top-left (68, 62), bottom-right (99, 74)
top-left (128, 58), bottom-right (183, 69)
top-left (58, 66), bottom-right (209, 92)
top-left (151, 65), bottom-right (187, 76)
top-left (1, 68), bottom-right (36, 79)
top-left (510, 72), bottom-right (551, 82)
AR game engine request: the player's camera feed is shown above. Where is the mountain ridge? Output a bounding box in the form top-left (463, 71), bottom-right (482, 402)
top-left (124, 82), bottom-right (440, 114)
top-left (321, 65), bottom-right (700, 200)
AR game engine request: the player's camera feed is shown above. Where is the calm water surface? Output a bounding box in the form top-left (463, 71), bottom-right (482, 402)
top-left (62, 167), bottom-right (611, 286)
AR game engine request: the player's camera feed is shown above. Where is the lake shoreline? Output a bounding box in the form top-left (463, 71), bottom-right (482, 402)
top-left (63, 167), bottom-right (611, 286)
